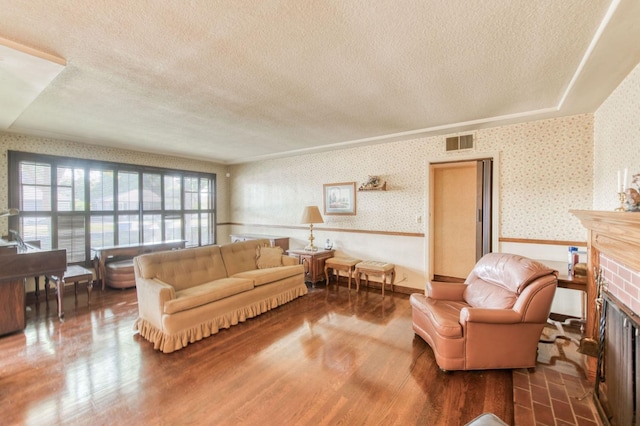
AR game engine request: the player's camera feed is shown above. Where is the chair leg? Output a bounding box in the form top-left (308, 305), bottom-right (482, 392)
top-left (44, 276), bottom-right (50, 301)
top-left (87, 279), bottom-right (93, 305)
top-left (381, 273), bottom-right (386, 297)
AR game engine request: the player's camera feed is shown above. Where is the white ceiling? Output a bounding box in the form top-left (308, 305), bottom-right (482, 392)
top-left (1, 0), bottom-right (639, 164)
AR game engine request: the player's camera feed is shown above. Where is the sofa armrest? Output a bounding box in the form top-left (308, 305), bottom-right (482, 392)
top-left (135, 277), bottom-right (176, 330)
top-left (460, 307), bottom-right (522, 325)
top-left (281, 255), bottom-right (298, 266)
top-left (427, 280), bottom-right (466, 301)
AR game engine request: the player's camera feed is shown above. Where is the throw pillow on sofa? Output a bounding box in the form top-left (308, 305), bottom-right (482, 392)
top-left (256, 246), bottom-right (284, 269)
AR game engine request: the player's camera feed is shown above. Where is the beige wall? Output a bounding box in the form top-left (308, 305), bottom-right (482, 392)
top-left (231, 114), bottom-right (594, 242)
top-left (230, 114), bottom-right (594, 289)
top-left (0, 132), bottom-right (230, 238)
top-left (594, 62), bottom-right (640, 211)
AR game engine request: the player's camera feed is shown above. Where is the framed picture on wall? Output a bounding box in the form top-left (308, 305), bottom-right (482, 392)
top-left (323, 182), bottom-right (356, 215)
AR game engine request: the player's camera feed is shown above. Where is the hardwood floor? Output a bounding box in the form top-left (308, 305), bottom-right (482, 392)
top-left (0, 283), bottom-right (513, 425)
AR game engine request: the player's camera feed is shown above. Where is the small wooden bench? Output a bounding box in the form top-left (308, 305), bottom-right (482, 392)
top-left (46, 264), bottom-right (94, 306)
top-left (355, 260), bottom-right (396, 297)
top-left (324, 257), bottom-right (361, 289)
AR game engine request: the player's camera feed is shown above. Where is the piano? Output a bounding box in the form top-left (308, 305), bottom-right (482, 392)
top-left (0, 239), bottom-right (67, 335)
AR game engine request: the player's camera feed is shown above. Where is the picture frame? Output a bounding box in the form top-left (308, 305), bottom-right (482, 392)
top-left (323, 182), bottom-right (356, 215)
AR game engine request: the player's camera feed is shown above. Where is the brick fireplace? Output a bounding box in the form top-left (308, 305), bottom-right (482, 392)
top-left (600, 254), bottom-right (640, 313)
top-left (571, 210), bottom-right (640, 424)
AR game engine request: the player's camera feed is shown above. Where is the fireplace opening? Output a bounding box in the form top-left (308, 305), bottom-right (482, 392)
top-left (596, 292), bottom-right (640, 425)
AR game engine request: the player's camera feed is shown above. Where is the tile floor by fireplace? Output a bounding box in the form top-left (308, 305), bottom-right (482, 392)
top-left (512, 325), bottom-right (602, 425)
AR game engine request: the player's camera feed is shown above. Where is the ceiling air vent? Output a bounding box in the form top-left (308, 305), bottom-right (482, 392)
top-left (445, 134), bottom-right (474, 151)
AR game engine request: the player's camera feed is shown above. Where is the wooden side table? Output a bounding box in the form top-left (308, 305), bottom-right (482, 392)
top-left (287, 249), bottom-right (334, 286)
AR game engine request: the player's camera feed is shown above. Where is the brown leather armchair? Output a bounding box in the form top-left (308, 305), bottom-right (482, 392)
top-left (410, 253), bottom-right (557, 371)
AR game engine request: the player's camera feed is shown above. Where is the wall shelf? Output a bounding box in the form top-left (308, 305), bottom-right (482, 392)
top-left (358, 182), bottom-right (387, 191)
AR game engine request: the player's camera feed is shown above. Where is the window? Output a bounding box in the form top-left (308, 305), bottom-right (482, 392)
top-left (8, 151), bottom-right (216, 264)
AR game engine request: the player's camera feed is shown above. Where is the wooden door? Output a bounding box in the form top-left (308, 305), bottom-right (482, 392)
top-left (431, 159), bottom-right (492, 281)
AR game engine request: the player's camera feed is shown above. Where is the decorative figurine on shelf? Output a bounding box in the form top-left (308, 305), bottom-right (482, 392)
top-left (624, 173), bottom-right (640, 212)
top-left (359, 175), bottom-right (387, 191)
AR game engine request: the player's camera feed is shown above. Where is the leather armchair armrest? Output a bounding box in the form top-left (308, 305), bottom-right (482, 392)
top-left (136, 277), bottom-right (176, 329)
top-left (427, 280), bottom-right (466, 301)
top-left (460, 307), bottom-right (522, 325)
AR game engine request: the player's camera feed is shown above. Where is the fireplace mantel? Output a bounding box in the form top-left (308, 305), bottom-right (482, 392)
top-left (570, 210), bottom-right (640, 382)
top-left (571, 210), bottom-right (640, 272)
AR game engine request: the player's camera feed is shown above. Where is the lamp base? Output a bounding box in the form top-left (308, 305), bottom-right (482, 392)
top-left (304, 245), bottom-right (319, 252)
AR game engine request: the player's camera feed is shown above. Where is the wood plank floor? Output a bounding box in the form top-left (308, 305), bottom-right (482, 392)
top-left (0, 283), bottom-right (513, 425)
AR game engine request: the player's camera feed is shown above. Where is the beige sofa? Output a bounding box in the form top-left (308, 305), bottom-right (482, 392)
top-left (133, 239), bottom-right (307, 353)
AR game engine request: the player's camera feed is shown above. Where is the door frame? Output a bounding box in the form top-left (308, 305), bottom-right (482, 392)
top-left (424, 151), bottom-right (500, 282)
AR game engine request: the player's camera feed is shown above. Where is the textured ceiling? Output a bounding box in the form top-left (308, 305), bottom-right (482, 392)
top-left (1, 0), bottom-right (639, 164)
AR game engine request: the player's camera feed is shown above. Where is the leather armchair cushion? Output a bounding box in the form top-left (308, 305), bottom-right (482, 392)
top-left (463, 253), bottom-right (554, 309)
top-left (463, 278), bottom-right (517, 309)
top-left (427, 281), bottom-right (466, 301)
top-left (467, 252), bottom-right (554, 294)
top-left (410, 294), bottom-right (467, 338)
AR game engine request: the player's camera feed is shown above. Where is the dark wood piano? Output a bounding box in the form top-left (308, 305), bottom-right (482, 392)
top-left (0, 240), bottom-right (67, 336)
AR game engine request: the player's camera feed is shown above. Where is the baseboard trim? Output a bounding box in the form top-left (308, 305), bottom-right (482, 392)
top-left (326, 278), bottom-right (420, 295)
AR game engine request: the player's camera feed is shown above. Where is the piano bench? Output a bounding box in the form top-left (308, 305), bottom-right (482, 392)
top-left (47, 265), bottom-right (94, 305)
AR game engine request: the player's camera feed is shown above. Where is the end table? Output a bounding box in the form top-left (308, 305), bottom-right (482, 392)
top-left (287, 249), bottom-right (334, 286)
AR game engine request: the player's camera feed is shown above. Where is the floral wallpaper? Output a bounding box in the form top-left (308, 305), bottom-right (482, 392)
top-left (4, 61), bottom-right (640, 290)
top-left (231, 114), bottom-right (594, 242)
top-left (2, 113), bottom-right (598, 248)
top-left (481, 115), bottom-right (593, 240)
top-left (0, 132), bottom-right (230, 236)
top-left (594, 62), bottom-right (640, 211)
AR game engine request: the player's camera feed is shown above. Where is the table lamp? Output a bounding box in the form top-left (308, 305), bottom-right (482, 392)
top-left (300, 206), bottom-right (323, 251)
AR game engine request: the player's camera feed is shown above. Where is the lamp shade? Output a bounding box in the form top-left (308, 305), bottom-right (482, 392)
top-left (300, 206), bottom-right (324, 224)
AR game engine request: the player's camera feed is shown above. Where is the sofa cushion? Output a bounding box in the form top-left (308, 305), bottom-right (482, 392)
top-left (256, 246), bottom-right (283, 269)
top-left (221, 239), bottom-right (271, 276)
top-left (136, 245), bottom-right (228, 291)
top-left (410, 295), bottom-right (467, 339)
top-left (164, 277), bottom-right (254, 315)
top-left (233, 264), bottom-right (304, 286)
